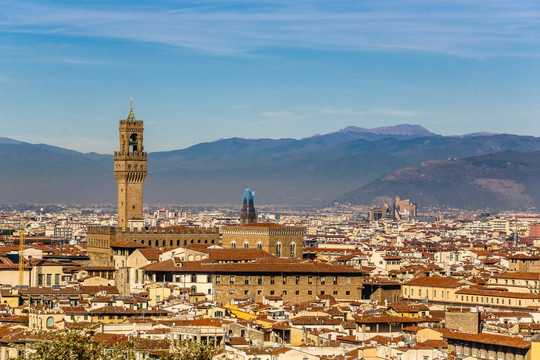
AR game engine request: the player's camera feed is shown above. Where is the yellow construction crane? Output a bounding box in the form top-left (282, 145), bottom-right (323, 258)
top-left (17, 221), bottom-right (48, 286)
top-left (19, 219), bottom-right (25, 286)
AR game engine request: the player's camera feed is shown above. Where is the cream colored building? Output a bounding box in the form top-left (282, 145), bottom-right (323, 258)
top-left (487, 272), bottom-right (540, 294)
top-left (28, 307), bottom-right (65, 332)
top-left (29, 260), bottom-right (66, 287)
top-left (402, 277), bottom-right (466, 303)
top-left (455, 288), bottom-right (540, 309)
top-left (126, 248), bottom-right (162, 294)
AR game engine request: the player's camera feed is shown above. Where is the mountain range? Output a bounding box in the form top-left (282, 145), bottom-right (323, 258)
top-left (1, 124), bottom-right (539, 210)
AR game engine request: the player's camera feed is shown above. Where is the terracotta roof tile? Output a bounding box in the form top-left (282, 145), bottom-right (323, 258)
top-left (143, 257), bottom-right (364, 275)
top-left (137, 248), bottom-right (162, 261)
top-left (111, 240), bottom-right (149, 248)
top-left (442, 329), bottom-right (530, 349)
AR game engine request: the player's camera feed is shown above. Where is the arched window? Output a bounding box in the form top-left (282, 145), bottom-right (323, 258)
top-left (46, 317), bottom-right (54, 328)
top-left (170, 240), bottom-right (173, 247)
top-left (129, 134), bottom-right (138, 152)
top-left (231, 241), bottom-right (236, 249)
top-left (243, 241), bottom-right (249, 249)
top-left (275, 242), bottom-right (282, 258)
top-left (184, 240), bottom-right (187, 246)
top-left (256, 242), bottom-right (262, 249)
top-left (290, 242), bottom-right (296, 258)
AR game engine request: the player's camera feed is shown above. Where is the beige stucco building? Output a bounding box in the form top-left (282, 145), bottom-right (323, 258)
top-left (402, 276), bottom-right (465, 303)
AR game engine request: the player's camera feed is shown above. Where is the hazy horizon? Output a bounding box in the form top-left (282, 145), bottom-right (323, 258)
top-left (1, 123), bottom-right (537, 155)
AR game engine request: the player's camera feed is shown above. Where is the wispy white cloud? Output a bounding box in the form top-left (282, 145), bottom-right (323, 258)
top-left (0, 39), bottom-right (106, 67)
top-left (1, 0), bottom-right (539, 57)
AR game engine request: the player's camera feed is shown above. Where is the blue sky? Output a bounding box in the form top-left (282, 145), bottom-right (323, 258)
top-left (1, 0), bottom-right (539, 153)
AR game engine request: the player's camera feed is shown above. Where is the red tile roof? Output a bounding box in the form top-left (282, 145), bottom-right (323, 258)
top-left (80, 286), bottom-right (120, 295)
top-left (143, 257), bottom-right (365, 275)
top-left (456, 288), bottom-right (540, 299)
top-left (442, 329), bottom-right (530, 349)
top-left (492, 272), bottom-right (540, 280)
top-left (111, 240), bottom-right (149, 249)
top-left (137, 248), bottom-right (162, 261)
top-left (354, 314), bottom-right (423, 324)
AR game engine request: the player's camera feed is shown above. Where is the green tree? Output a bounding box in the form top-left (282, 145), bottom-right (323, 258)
top-left (16, 329), bottom-right (218, 360)
top-left (159, 340), bottom-right (217, 360)
top-left (15, 328), bottom-right (136, 360)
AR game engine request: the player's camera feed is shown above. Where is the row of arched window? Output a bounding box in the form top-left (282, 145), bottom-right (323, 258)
top-left (230, 241), bottom-right (296, 257)
top-left (90, 238), bottom-right (218, 249)
top-left (230, 241), bottom-right (263, 249)
top-left (140, 238), bottom-right (215, 247)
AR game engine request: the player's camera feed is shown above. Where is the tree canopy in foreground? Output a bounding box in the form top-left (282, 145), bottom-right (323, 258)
top-left (15, 328), bottom-right (217, 360)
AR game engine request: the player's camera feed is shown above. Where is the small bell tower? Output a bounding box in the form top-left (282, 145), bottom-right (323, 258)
top-left (114, 98), bottom-right (147, 229)
top-left (240, 189), bottom-right (257, 225)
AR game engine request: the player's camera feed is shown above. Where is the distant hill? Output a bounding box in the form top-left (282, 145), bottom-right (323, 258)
top-left (0, 142), bottom-right (113, 204)
top-left (0, 137), bottom-right (27, 145)
top-left (337, 151), bottom-right (540, 211)
top-left (338, 124), bottom-right (436, 137)
top-left (1, 125), bottom-right (540, 207)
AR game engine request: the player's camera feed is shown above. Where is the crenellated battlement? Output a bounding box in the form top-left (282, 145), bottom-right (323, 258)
top-left (88, 225), bottom-right (219, 236)
top-left (119, 119), bottom-right (144, 128)
top-left (221, 226), bottom-right (305, 236)
top-left (117, 226), bottom-right (219, 235)
top-left (87, 226), bottom-right (116, 235)
top-left (114, 151), bottom-right (147, 158)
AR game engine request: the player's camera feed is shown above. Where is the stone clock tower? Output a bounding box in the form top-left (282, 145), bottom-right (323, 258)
top-left (87, 102), bottom-right (218, 268)
top-left (114, 100), bottom-right (147, 229)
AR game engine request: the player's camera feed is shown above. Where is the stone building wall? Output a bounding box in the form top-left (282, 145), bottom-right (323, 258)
top-left (221, 225), bottom-right (304, 258)
top-left (87, 226), bottom-right (219, 266)
top-left (213, 272), bottom-right (363, 304)
top-left (445, 310), bottom-right (480, 334)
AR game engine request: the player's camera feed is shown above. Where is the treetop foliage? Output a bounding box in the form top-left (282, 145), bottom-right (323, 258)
top-left (15, 328), bottom-right (217, 360)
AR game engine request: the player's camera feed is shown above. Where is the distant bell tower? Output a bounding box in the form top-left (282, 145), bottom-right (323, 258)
top-left (240, 189), bottom-right (257, 225)
top-left (114, 99), bottom-right (147, 229)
